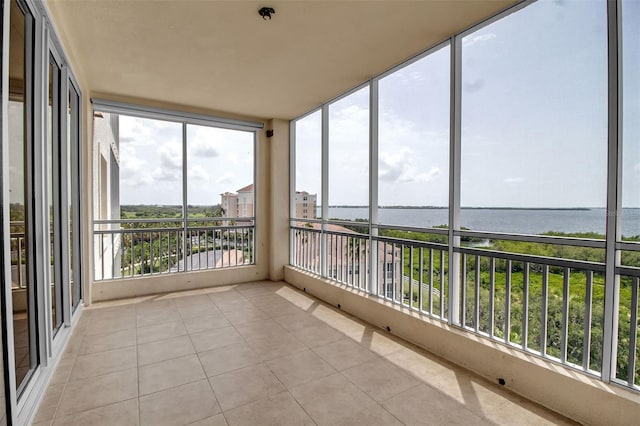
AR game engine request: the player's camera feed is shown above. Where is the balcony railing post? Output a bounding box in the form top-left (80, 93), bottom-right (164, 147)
top-left (602, 0), bottom-right (622, 384)
top-left (447, 35), bottom-right (462, 327)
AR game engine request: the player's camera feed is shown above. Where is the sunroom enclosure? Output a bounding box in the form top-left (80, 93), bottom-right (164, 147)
top-left (290, 0), bottom-right (640, 394)
top-left (1, 0), bottom-right (640, 424)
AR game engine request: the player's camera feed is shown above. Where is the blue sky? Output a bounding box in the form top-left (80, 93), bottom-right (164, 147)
top-left (295, 0), bottom-right (639, 210)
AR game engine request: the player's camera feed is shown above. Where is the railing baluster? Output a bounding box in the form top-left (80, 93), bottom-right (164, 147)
top-left (561, 267), bottom-right (570, 364)
top-left (489, 257), bottom-right (495, 337)
top-left (111, 232), bottom-right (115, 279)
top-left (541, 265), bottom-right (549, 356)
top-left (440, 250), bottom-right (445, 319)
top-left (409, 246), bottom-right (414, 308)
top-left (628, 277), bottom-right (639, 387)
top-left (583, 271), bottom-right (593, 371)
top-left (505, 260), bottom-right (512, 345)
top-left (461, 253), bottom-right (467, 326)
top-left (523, 262), bottom-right (530, 351)
top-left (419, 247), bottom-right (424, 313)
top-left (428, 248), bottom-right (433, 315)
top-left (474, 255), bottom-right (480, 333)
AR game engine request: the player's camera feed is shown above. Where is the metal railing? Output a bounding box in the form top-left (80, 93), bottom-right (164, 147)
top-left (9, 222), bottom-right (26, 289)
top-left (375, 235), bottom-right (448, 321)
top-left (290, 222), bottom-right (640, 391)
top-left (616, 267), bottom-right (640, 389)
top-left (457, 248), bottom-right (606, 376)
top-left (94, 218), bottom-right (255, 281)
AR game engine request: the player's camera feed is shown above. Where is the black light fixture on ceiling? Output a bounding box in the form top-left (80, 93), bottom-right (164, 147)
top-left (259, 7), bottom-right (275, 20)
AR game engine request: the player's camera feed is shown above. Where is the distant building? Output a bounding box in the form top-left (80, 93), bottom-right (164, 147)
top-left (220, 192), bottom-right (238, 219)
top-left (220, 184), bottom-right (254, 224)
top-left (295, 191), bottom-right (317, 219)
top-left (93, 111), bottom-right (121, 279)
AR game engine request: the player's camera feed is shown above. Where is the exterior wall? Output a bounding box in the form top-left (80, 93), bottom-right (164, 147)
top-left (237, 188), bottom-right (253, 218)
top-left (294, 191), bottom-right (316, 219)
top-left (92, 112), bottom-right (121, 280)
top-left (221, 192), bottom-right (238, 218)
top-left (284, 266), bottom-right (640, 426)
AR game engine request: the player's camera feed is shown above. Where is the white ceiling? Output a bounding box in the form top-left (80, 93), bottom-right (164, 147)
top-left (47, 0), bottom-right (517, 120)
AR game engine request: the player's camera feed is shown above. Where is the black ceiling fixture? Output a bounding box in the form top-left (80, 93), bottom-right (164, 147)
top-left (259, 7), bottom-right (275, 20)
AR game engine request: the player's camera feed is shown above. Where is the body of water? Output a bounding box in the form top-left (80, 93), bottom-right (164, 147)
top-left (322, 207), bottom-right (640, 237)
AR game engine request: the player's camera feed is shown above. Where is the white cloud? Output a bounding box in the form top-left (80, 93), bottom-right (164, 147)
top-left (504, 177), bottom-right (524, 184)
top-left (634, 162), bottom-right (640, 171)
top-left (216, 173), bottom-right (233, 185)
top-left (462, 33), bottom-right (496, 47)
top-left (379, 148), bottom-right (442, 184)
top-left (189, 164), bottom-right (209, 181)
top-left (158, 142), bottom-right (182, 170)
top-left (189, 139), bottom-right (218, 158)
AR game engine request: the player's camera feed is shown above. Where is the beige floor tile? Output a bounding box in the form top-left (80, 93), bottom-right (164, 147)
top-left (236, 284), bottom-right (275, 299)
top-left (136, 309), bottom-right (182, 328)
top-left (382, 383), bottom-right (492, 426)
top-left (174, 294), bottom-right (218, 308)
top-left (139, 379), bottom-right (221, 426)
top-left (52, 398), bottom-right (139, 426)
top-left (426, 369), bottom-right (515, 417)
top-left (137, 320), bottom-right (187, 344)
top-left (342, 357), bottom-right (421, 402)
top-left (139, 354), bottom-right (205, 395)
top-left (213, 298), bottom-right (256, 313)
top-left (138, 334), bottom-right (194, 366)
top-left (87, 306), bottom-right (136, 323)
top-left (266, 349), bottom-right (336, 388)
top-left (245, 333), bottom-right (308, 361)
top-left (32, 383), bottom-right (65, 423)
top-left (357, 329), bottom-right (408, 356)
top-left (190, 326), bottom-right (244, 353)
top-left (69, 346), bottom-right (137, 381)
top-left (222, 307), bottom-right (270, 326)
top-left (258, 302), bottom-right (306, 319)
top-left (272, 312), bottom-right (325, 332)
top-left (310, 306), bottom-right (367, 338)
top-left (312, 338), bottom-right (379, 371)
top-left (56, 368), bottom-right (138, 417)
top-left (290, 323), bottom-right (345, 348)
top-left (187, 414), bottom-right (228, 426)
top-left (178, 302), bottom-right (221, 319)
top-left (234, 319), bottom-right (291, 341)
top-left (484, 396), bottom-right (577, 425)
top-left (183, 312), bottom-right (230, 334)
top-left (335, 404), bottom-right (403, 426)
top-left (289, 373), bottom-right (380, 425)
top-left (259, 281), bottom-right (287, 291)
top-left (207, 291), bottom-right (247, 304)
top-left (383, 345), bottom-right (453, 383)
top-left (85, 315), bottom-right (136, 336)
top-left (224, 391), bottom-right (315, 426)
top-left (136, 299), bottom-right (177, 315)
top-left (247, 294), bottom-right (291, 309)
top-left (49, 357), bottom-right (75, 385)
top-left (79, 328), bottom-right (137, 355)
top-left (198, 342), bottom-right (261, 377)
top-left (209, 364), bottom-right (285, 411)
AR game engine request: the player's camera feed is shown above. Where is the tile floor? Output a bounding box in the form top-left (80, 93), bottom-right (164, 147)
top-left (32, 281), bottom-right (577, 426)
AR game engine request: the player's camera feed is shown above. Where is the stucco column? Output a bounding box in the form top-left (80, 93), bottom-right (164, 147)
top-left (267, 119), bottom-right (290, 281)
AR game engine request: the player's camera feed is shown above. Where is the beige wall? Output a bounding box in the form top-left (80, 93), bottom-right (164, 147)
top-left (268, 119), bottom-right (290, 281)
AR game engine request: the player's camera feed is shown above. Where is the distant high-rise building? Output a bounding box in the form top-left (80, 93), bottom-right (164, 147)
top-left (295, 191), bottom-right (317, 219)
top-left (220, 184), bottom-right (254, 224)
